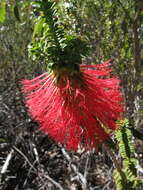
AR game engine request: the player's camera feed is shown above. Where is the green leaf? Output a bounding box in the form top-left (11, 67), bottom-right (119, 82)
top-left (14, 5), bottom-right (21, 22)
top-left (32, 18), bottom-right (45, 39)
top-left (0, 0), bottom-right (6, 23)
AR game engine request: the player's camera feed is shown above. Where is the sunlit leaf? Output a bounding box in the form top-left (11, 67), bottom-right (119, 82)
top-left (32, 18), bottom-right (45, 39)
top-left (0, 0), bottom-right (6, 23)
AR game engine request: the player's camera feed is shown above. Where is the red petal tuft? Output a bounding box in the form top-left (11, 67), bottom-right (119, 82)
top-left (21, 62), bottom-right (124, 151)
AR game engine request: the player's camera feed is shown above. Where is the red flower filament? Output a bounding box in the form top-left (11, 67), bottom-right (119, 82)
top-left (22, 61), bottom-right (124, 150)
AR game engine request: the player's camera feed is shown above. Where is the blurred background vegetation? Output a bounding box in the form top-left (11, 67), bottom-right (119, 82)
top-left (0, 0), bottom-right (143, 190)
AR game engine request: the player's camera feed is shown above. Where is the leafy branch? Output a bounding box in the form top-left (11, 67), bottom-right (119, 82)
top-left (29, 0), bottom-right (89, 74)
top-left (113, 119), bottom-right (143, 190)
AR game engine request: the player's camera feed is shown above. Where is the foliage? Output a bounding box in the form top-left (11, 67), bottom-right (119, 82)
top-left (29, 0), bottom-right (89, 75)
top-left (113, 119), bottom-right (143, 190)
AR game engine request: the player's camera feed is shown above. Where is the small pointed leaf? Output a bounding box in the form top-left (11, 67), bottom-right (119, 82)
top-left (32, 18), bottom-right (45, 39)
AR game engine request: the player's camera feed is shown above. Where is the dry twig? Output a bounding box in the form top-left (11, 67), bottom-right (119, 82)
top-left (1, 149), bottom-right (14, 174)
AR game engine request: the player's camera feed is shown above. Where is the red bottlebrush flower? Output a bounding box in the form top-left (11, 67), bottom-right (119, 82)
top-left (21, 60), bottom-right (124, 150)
